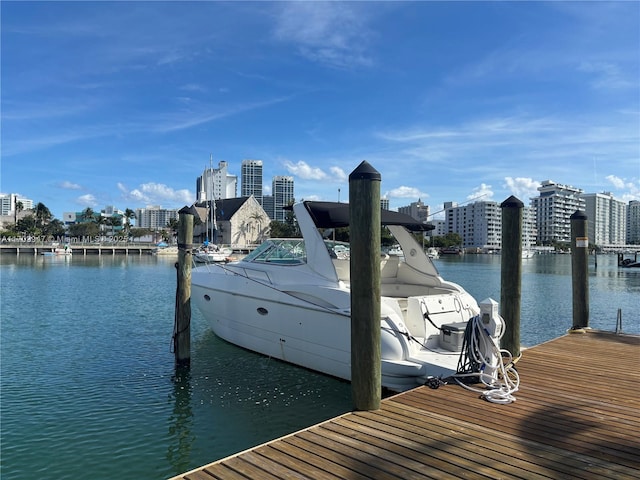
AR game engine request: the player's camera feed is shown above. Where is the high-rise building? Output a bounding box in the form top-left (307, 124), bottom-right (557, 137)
top-left (241, 159), bottom-right (263, 205)
top-left (380, 198), bottom-right (390, 210)
top-left (196, 160), bottom-right (237, 202)
top-left (581, 192), bottom-right (627, 246)
top-left (531, 180), bottom-right (585, 245)
top-left (445, 201), bottom-right (502, 250)
top-left (398, 199), bottom-right (429, 223)
top-left (628, 200), bottom-right (640, 245)
top-left (271, 176), bottom-right (294, 222)
top-left (0, 193), bottom-right (33, 216)
top-left (135, 206), bottom-right (179, 229)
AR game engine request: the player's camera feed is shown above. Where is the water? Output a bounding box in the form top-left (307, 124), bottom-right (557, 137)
top-left (1, 252), bottom-right (638, 479)
top-left (0, 255), bottom-right (352, 480)
top-left (433, 253), bottom-right (640, 345)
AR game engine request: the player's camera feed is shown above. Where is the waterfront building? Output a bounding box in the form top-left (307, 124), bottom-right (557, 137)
top-left (437, 200), bottom-right (536, 250)
top-left (626, 200), bottom-right (640, 245)
top-left (398, 199), bottom-right (430, 223)
top-left (531, 180), bottom-right (585, 245)
top-left (0, 193), bottom-right (34, 228)
top-left (193, 196), bottom-right (269, 247)
top-left (241, 159), bottom-right (263, 205)
top-left (0, 193), bottom-right (33, 216)
top-left (445, 200), bottom-right (502, 250)
top-left (522, 206), bottom-right (537, 248)
top-left (581, 192), bottom-right (627, 246)
top-left (426, 219), bottom-right (447, 238)
top-left (135, 206), bottom-right (178, 229)
top-left (196, 160), bottom-right (237, 202)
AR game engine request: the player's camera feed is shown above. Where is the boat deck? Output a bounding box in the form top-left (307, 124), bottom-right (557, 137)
top-left (171, 330), bottom-right (640, 479)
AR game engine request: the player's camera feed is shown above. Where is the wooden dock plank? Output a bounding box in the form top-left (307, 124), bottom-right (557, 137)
top-left (171, 331), bottom-right (640, 480)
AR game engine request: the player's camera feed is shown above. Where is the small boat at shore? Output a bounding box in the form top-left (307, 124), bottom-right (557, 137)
top-left (193, 244), bottom-right (232, 263)
top-left (521, 249), bottom-right (535, 259)
top-left (152, 242), bottom-right (178, 256)
top-left (192, 201), bottom-right (514, 395)
top-left (618, 252), bottom-right (640, 268)
top-left (426, 247), bottom-right (439, 259)
top-left (41, 243), bottom-right (72, 256)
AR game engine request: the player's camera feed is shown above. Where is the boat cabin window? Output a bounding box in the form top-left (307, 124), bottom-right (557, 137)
top-left (242, 239), bottom-right (307, 264)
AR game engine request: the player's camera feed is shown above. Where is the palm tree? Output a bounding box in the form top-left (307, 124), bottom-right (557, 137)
top-left (107, 215), bottom-right (123, 236)
top-left (95, 214), bottom-right (106, 234)
top-left (124, 209), bottom-right (135, 238)
top-left (82, 207), bottom-right (95, 223)
top-left (34, 202), bottom-right (52, 230)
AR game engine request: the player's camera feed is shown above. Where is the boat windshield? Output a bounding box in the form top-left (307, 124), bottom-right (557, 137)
top-left (242, 239), bottom-right (307, 264)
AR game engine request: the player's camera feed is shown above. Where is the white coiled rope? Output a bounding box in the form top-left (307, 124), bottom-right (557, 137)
top-left (453, 315), bottom-right (520, 404)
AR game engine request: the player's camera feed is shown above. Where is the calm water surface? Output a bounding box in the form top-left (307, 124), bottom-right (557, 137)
top-left (1, 252), bottom-right (638, 479)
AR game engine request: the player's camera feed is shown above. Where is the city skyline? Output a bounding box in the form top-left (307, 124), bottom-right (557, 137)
top-left (2, 2), bottom-right (639, 220)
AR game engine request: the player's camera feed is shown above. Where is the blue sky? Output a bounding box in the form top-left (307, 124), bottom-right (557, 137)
top-left (2, 1), bottom-right (639, 220)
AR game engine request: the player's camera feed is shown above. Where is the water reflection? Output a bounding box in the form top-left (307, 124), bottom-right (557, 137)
top-left (166, 366), bottom-right (195, 475)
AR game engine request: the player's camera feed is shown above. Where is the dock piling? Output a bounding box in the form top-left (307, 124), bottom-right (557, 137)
top-left (349, 161), bottom-right (382, 411)
top-left (173, 206), bottom-right (196, 367)
top-left (499, 196), bottom-right (523, 358)
top-left (570, 210), bottom-right (589, 330)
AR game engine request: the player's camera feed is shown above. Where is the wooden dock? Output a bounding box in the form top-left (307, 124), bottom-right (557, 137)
top-left (171, 330), bottom-right (640, 479)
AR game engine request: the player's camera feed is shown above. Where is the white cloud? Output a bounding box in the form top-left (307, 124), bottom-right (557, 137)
top-left (284, 160), bottom-right (347, 183)
top-left (273, 3), bottom-right (373, 69)
top-left (284, 160), bottom-right (327, 180)
top-left (605, 174), bottom-right (626, 189)
top-left (58, 180), bottom-right (82, 190)
top-left (119, 182), bottom-right (193, 206)
top-left (605, 175), bottom-right (640, 201)
top-left (503, 177), bottom-right (540, 202)
top-left (385, 186), bottom-right (429, 200)
top-left (75, 194), bottom-right (98, 207)
top-left (467, 184), bottom-right (494, 202)
top-left (329, 166), bottom-right (348, 183)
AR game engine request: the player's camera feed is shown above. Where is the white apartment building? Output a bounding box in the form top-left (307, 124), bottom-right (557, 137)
top-left (628, 200), bottom-right (640, 245)
top-left (531, 180), bottom-right (585, 245)
top-left (444, 200), bottom-right (535, 251)
top-left (426, 219), bottom-right (447, 238)
top-left (241, 159), bottom-right (263, 205)
top-left (445, 201), bottom-right (502, 250)
top-left (0, 193), bottom-right (33, 216)
top-left (135, 206), bottom-right (179, 229)
top-left (196, 160), bottom-right (237, 202)
top-left (581, 192), bottom-right (627, 246)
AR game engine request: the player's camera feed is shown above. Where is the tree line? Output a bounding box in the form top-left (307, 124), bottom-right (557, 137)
top-left (0, 204), bottom-right (176, 241)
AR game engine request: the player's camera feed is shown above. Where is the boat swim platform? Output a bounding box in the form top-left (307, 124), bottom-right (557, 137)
top-left (171, 330), bottom-right (640, 480)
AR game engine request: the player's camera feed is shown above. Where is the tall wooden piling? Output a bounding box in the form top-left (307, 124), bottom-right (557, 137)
top-left (570, 210), bottom-right (589, 330)
top-left (500, 196), bottom-right (523, 358)
top-left (349, 161), bottom-right (381, 411)
top-left (174, 206), bottom-right (196, 367)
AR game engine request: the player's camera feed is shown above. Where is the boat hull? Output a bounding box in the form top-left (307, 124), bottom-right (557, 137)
top-left (192, 269), bottom-right (353, 382)
top-left (191, 265), bottom-right (473, 391)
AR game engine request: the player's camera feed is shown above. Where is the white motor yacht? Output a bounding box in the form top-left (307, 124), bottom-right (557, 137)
top-left (192, 201), bottom-right (508, 392)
